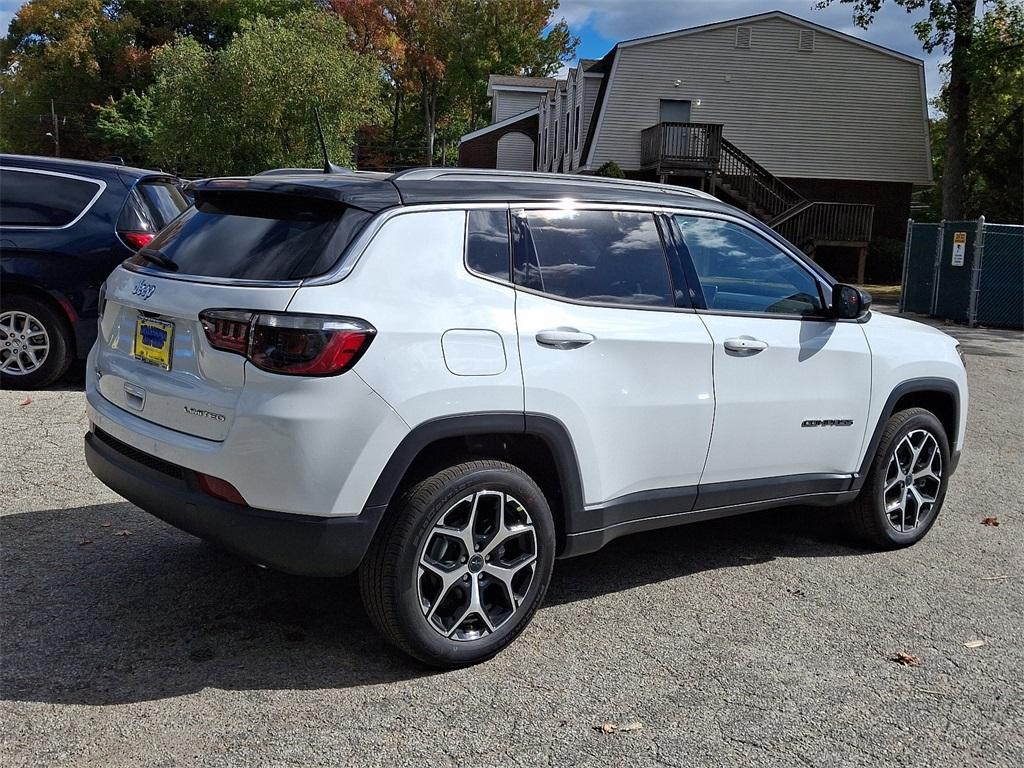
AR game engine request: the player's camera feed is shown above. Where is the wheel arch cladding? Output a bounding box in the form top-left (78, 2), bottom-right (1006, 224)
top-left (855, 377), bottom-right (960, 488)
top-left (362, 413), bottom-right (585, 553)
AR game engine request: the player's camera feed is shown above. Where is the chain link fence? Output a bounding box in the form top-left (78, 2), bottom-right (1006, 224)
top-left (899, 218), bottom-right (1024, 329)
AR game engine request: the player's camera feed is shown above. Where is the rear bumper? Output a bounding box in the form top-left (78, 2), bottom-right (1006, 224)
top-left (84, 428), bottom-right (385, 577)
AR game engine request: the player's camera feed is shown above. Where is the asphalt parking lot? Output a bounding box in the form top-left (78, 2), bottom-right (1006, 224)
top-left (2, 312), bottom-right (1022, 768)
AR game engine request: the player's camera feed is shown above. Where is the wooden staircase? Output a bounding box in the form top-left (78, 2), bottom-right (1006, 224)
top-left (639, 122), bottom-right (874, 263)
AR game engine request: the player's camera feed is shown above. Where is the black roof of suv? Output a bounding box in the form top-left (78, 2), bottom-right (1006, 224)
top-left (190, 167), bottom-right (746, 218)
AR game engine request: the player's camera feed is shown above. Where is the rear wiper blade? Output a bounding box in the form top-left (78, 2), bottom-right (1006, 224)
top-left (138, 249), bottom-right (179, 272)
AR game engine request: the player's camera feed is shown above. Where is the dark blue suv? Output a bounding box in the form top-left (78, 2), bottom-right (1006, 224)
top-left (0, 155), bottom-right (188, 388)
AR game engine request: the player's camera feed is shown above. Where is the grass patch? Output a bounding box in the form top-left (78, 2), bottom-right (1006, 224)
top-left (858, 284), bottom-right (901, 302)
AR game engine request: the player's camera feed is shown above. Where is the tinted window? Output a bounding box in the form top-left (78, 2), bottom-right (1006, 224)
top-left (466, 210), bottom-right (510, 280)
top-left (127, 191), bottom-right (370, 281)
top-left (516, 210), bottom-right (673, 307)
top-left (138, 181), bottom-right (188, 228)
top-left (0, 170), bottom-right (101, 227)
top-left (118, 181), bottom-right (189, 234)
top-left (674, 215), bottom-right (825, 316)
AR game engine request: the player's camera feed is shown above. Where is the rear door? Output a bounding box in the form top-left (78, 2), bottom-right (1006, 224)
top-left (513, 207), bottom-right (715, 508)
top-left (95, 190), bottom-right (369, 440)
top-left (671, 213), bottom-right (871, 488)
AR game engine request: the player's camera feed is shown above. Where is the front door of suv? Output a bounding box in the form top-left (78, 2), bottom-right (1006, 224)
top-left (513, 207), bottom-right (715, 513)
top-left (670, 214), bottom-right (871, 502)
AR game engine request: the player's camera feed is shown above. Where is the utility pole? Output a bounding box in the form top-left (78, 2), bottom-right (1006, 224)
top-left (50, 99), bottom-right (60, 157)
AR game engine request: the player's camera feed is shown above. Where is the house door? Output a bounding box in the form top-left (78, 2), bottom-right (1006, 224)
top-left (659, 99), bottom-right (691, 123)
top-left (659, 100), bottom-right (692, 158)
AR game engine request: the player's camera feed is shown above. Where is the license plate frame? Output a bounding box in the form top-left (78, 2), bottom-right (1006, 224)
top-left (133, 316), bottom-right (174, 370)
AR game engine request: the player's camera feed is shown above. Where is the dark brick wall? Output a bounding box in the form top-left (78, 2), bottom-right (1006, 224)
top-left (780, 177), bottom-right (914, 242)
top-left (458, 114), bottom-right (538, 169)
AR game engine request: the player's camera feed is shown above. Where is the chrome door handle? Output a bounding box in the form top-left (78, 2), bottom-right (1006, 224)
top-left (536, 328), bottom-right (595, 350)
top-left (723, 337), bottom-right (768, 353)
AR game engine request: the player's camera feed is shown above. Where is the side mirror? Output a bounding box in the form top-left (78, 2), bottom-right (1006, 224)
top-left (832, 283), bottom-right (872, 319)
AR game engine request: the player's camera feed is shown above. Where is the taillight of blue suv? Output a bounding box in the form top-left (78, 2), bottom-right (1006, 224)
top-left (199, 311), bottom-right (375, 376)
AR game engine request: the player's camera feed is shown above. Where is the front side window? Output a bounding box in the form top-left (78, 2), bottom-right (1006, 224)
top-left (674, 215), bottom-right (825, 316)
top-left (466, 209), bottom-right (510, 281)
top-left (515, 209), bottom-right (674, 307)
top-left (0, 170), bottom-right (101, 227)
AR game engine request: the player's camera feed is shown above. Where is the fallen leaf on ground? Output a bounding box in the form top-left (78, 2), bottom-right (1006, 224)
top-left (100, 522), bottom-right (112, 528)
top-left (963, 639), bottom-right (986, 648)
top-left (981, 516), bottom-right (1000, 527)
top-left (114, 529), bottom-right (133, 536)
top-left (595, 721), bottom-right (642, 734)
top-left (19, 396), bottom-right (31, 406)
top-left (79, 539), bottom-right (93, 546)
top-left (892, 651), bottom-right (921, 667)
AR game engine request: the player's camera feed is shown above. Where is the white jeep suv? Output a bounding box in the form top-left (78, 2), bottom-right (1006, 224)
top-left (84, 169), bottom-right (968, 666)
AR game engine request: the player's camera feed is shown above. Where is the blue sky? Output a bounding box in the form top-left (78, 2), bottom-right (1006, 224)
top-left (0, 0), bottom-right (947, 100)
top-left (557, 1), bottom-right (946, 101)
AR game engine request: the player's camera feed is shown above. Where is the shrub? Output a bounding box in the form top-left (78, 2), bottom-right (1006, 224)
top-left (594, 160), bottom-right (625, 179)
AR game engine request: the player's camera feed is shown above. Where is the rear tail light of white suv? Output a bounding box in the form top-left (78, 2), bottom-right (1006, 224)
top-left (199, 310), bottom-right (375, 376)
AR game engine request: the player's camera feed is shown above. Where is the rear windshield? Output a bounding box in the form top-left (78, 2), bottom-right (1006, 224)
top-left (127, 191), bottom-right (371, 281)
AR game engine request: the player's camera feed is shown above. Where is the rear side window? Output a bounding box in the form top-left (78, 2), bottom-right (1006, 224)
top-left (127, 191), bottom-right (371, 281)
top-left (0, 169), bottom-right (102, 227)
top-left (466, 209), bottom-right (511, 280)
top-left (118, 180), bottom-right (189, 234)
top-left (515, 209), bottom-right (674, 307)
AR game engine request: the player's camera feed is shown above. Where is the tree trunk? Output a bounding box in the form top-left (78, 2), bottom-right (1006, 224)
top-left (422, 83), bottom-right (436, 167)
top-left (941, 0), bottom-right (977, 220)
top-left (391, 83), bottom-right (402, 149)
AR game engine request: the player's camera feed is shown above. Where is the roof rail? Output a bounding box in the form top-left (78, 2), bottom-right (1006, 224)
top-left (390, 167), bottom-right (717, 200)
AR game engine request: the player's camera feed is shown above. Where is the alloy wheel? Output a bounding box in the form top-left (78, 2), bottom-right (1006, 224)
top-left (882, 429), bottom-right (942, 533)
top-left (417, 489), bottom-right (538, 641)
top-left (0, 311), bottom-right (50, 376)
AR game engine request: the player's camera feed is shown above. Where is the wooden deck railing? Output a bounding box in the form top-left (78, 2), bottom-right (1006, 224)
top-left (716, 137), bottom-right (805, 220)
top-left (772, 202), bottom-right (875, 247)
top-left (640, 122), bottom-right (722, 171)
top-left (638, 121), bottom-right (873, 247)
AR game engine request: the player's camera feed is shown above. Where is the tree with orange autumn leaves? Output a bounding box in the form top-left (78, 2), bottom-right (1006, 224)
top-left (331, 0), bottom-right (577, 164)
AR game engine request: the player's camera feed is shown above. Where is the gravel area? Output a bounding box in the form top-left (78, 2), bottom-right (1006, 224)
top-left (2, 314), bottom-right (1022, 767)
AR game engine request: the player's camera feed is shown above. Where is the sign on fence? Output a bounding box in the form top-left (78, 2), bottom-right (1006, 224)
top-left (951, 232), bottom-right (967, 266)
top-left (901, 217), bottom-right (1023, 330)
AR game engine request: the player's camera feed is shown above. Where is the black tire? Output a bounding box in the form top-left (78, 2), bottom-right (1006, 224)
top-left (843, 408), bottom-right (951, 549)
top-left (0, 294), bottom-right (73, 390)
top-left (359, 460), bottom-right (556, 667)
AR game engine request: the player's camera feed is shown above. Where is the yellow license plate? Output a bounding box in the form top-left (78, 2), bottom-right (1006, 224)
top-left (133, 317), bottom-right (174, 370)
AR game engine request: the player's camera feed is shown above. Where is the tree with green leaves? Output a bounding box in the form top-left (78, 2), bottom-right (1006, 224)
top-left (1, 0), bottom-right (316, 160)
top-left (818, 0), bottom-right (1013, 220)
top-left (135, 10), bottom-right (385, 175)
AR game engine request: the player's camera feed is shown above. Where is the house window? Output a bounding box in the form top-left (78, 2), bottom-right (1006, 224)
top-left (574, 105), bottom-right (581, 150)
top-left (564, 111), bottom-right (571, 155)
top-left (554, 120), bottom-right (559, 159)
top-left (798, 30), bottom-right (815, 52)
top-left (735, 27), bottom-right (752, 49)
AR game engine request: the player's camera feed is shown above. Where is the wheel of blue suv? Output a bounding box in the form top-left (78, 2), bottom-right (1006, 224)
top-left (359, 460), bottom-right (556, 667)
top-left (0, 294), bottom-right (73, 390)
top-left (842, 408), bottom-right (950, 549)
